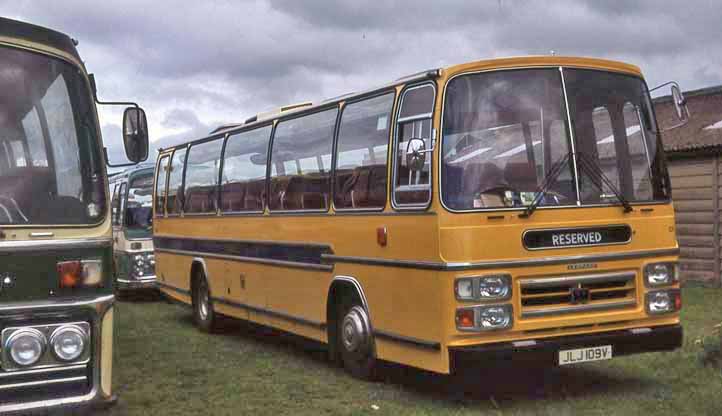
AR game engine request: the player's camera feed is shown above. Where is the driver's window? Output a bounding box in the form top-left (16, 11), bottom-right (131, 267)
top-left (393, 84), bottom-right (435, 207)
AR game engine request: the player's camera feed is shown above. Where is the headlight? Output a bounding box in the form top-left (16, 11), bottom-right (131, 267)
top-left (130, 252), bottom-right (155, 278)
top-left (646, 289), bottom-right (681, 315)
top-left (456, 304), bottom-right (513, 332)
top-left (644, 262), bottom-right (677, 286)
top-left (50, 325), bottom-right (88, 362)
top-left (455, 275), bottom-right (511, 301)
top-left (5, 329), bottom-right (46, 367)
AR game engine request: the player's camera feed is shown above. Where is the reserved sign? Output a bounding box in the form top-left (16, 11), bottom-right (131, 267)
top-left (523, 225), bottom-right (631, 250)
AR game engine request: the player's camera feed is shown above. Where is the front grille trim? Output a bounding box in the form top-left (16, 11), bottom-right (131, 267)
top-left (519, 271), bottom-right (637, 318)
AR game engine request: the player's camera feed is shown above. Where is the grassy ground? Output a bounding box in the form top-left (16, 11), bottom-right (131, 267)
top-left (94, 287), bottom-right (722, 416)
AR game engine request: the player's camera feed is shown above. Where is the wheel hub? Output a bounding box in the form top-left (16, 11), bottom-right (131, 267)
top-left (341, 306), bottom-right (370, 353)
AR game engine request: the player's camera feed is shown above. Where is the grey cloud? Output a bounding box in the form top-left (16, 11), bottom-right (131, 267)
top-left (3, 0), bottom-right (722, 166)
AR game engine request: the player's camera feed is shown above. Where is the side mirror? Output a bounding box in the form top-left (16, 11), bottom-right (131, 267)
top-left (671, 84), bottom-right (689, 124)
top-left (650, 81), bottom-right (690, 131)
top-left (122, 107), bottom-right (149, 163)
top-left (405, 138), bottom-right (429, 171)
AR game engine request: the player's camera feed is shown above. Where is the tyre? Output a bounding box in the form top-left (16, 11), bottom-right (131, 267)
top-left (337, 299), bottom-right (378, 380)
top-left (193, 272), bottom-right (217, 332)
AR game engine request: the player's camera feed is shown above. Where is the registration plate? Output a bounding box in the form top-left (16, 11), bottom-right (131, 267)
top-left (558, 345), bottom-right (613, 365)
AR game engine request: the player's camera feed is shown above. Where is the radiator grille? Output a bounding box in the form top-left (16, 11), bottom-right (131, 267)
top-left (0, 364), bottom-right (91, 404)
top-left (519, 271), bottom-right (637, 318)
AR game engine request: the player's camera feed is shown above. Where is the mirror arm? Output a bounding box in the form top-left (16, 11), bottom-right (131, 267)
top-left (89, 74), bottom-right (140, 109)
top-left (104, 147), bottom-right (139, 168)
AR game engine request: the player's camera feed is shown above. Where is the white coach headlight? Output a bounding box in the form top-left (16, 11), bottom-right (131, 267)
top-left (6, 328), bottom-right (46, 367)
top-left (50, 325), bottom-right (88, 362)
top-left (478, 275), bottom-right (511, 300)
top-left (645, 262), bottom-right (678, 286)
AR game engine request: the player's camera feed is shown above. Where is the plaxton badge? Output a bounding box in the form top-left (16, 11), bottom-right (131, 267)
top-left (523, 225), bottom-right (632, 250)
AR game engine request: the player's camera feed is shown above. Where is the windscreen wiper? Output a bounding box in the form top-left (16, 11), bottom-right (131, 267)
top-left (576, 152), bottom-right (633, 213)
top-left (519, 153), bottom-right (571, 218)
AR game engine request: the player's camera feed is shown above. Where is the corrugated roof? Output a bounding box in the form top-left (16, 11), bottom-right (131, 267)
top-left (655, 85), bottom-right (722, 154)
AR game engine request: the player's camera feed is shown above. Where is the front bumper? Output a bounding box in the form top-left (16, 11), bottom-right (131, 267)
top-left (0, 295), bottom-right (116, 414)
top-left (117, 276), bottom-right (157, 290)
top-left (450, 324), bottom-right (682, 371)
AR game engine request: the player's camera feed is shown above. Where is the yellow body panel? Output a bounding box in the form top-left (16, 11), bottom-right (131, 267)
top-left (155, 56), bottom-right (679, 374)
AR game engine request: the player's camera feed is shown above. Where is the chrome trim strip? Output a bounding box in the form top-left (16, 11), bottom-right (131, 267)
top-left (0, 237), bottom-right (111, 253)
top-left (519, 271), bottom-right (635, 289)
top-left (0, 294), bottom-right (115, 314)
top-left (0, 364), bottom-right (86, 379)
top-left (156, 247), bottom-right (333, 271)
top-left (157, 281), bottom-right (191, 296)
top-left (0, 376), bottom-right (87, 391)
top-left (211, 296), bottom-right (326, 329)
top-left (322, 248), bottom-right (679, 271)
top-left (153, 234), bottom-right (332, 249)
top-left (521, 300), bottom-right (636, 318)
top-left (373, 329), bottom-right (441, 350)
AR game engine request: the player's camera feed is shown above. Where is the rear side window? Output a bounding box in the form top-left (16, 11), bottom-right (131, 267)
top-left (155, 155), bottom-right (170, 216)
top-left (166, 147), bottom-right (187, 215)
top-left (393, 84), bottom-right (435, 208)
top-left (334, 92), bottom-right (394, 210)
top-left (184, 139), bottom-right (223, 214)
top-left (269, 108), bottom-right (337, 211)
top-left (221, 126), bottom-right (272, 212)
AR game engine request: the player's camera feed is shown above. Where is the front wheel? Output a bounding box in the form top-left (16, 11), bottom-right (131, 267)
top-left (337, 302), bottom-right (378, 380)
top-left (193, 273), bottom-right (217, 332)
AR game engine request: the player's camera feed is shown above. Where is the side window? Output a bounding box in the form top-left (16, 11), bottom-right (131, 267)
top-left (111, 183), bottom-right (120, 225)
top-left (334, 92), bottom-right (394, 210)
top-left (269, 108), bottom-right (337, 211)
top-left (166, 147), bottom-right (187, 215)
top-left (184, 139), bottom-right (223, 214)
top-left (221, 125), bottom-right (272, 212)
top-left (393, 84), bottom-right (435, 207)
top-left (155, 155), bottom-right (170, 216)
top-left (117, 183), bottom-right (127, 225)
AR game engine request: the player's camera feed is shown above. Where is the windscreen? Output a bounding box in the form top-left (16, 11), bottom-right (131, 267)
top-left (0, 45), bottom-right (105, 224)
top-left (442, 69), bottom-right (574, 210)
top-left (125, 171), bottom-right (153, 234)
top-left (441, 67), bottom-right (669, 211)
top-left (563, 69), bottom-right (669, 204)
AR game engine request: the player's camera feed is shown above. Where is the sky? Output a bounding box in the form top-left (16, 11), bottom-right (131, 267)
top-left (3, 0), bottom-right (721, 163)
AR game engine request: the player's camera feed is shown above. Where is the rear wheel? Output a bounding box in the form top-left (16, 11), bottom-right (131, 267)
top-left (337, 299), bottom-right (378, 380)
top-left (193, 272), bottom-right (217, 332)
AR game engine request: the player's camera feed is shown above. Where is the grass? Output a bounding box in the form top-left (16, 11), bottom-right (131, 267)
top-left (93, 288), bottom-right (722, 416)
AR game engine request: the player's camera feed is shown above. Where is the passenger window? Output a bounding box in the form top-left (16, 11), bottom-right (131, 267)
top-left (184, 139), bottom-right (223, 214)
top-left (111, 183), bottom-right (120, 225)
top-left (269, 108), bottom-right (337, 211)
top-left (393, 84), bottom-right (434, 207)
top-left (9, 141), bottom-right (26, 167)
top-left (166, 147), bottom-right (187, 215)
top-left (221, 126), bottom-right (271, 212)
top-left (155, 155), bottom-right (170, 216)
top-left (334, 92), bottom-right (394, 209)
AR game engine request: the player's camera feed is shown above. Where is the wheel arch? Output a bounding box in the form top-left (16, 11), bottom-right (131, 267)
top-left (326, 275), bottom-right (376, 360)
top-left (190, 257), bottom-right (211, 297)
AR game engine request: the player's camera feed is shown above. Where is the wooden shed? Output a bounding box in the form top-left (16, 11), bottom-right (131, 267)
top-left (655, 86), bottom-right (722, 286)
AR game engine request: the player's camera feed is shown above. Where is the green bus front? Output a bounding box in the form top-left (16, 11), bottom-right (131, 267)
top-left (0, 19), bottom-right (116, 412)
